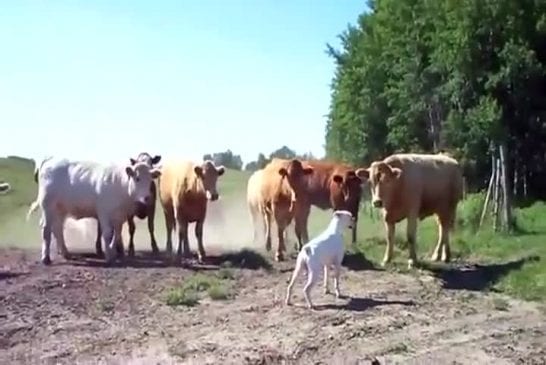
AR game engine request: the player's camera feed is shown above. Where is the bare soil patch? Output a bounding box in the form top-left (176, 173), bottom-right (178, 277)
top-left (1, 247), bottom-right (545, 365)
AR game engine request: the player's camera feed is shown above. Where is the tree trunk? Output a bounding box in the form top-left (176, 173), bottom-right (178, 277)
top-left (499, 142), bottom-right (513, 232)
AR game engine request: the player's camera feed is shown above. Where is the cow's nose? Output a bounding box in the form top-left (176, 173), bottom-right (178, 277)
top-left (210, 193), bottom-right (219, 201)
top-left (373, 200), bottom-right (383, 208)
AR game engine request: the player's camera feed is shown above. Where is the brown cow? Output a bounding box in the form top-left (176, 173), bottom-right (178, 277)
top-left (158, 159), bottom-right (225, 262)
top-left (95, 152), bottom-right (162, 258)
top-left (356, 153), bottom-right (464, 269)
top-left (278, 159), bottom-right (367, 250)
top-left (249, 159), bottom-right (306, 261)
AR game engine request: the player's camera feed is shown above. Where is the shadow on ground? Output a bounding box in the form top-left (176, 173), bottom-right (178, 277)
top-left (342, 251), bottom-right (383, 271)
top-left (0, 271), bottom-right (28, 281)
top-left (60, 248), bottom-right (273, 271)
top-left (422, 255), bottom-right (541, 291)
top-left (317, 296), bottom-right (415, 312)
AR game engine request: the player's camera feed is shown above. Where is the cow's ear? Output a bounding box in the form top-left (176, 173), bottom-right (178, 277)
top-left (125, 166), bottom-right (135, 177)
top-left (303, 166), bottom-right (314, 175)
top-left (216, 165), bottom-right (225, 176)
top-left (355, 168), bottom-right (370, 180)
top-left (194, 166), bottom-right (204, 177)
top-left (151, 168), bottom-right (161, 179)
top-left (332, 174), bottom-right (343, 184)
top-left (392, 167), bottom-right (402, 179)
top-left (129, 158), bottom-right (137, 165)
top-left (278, 167), bottom-right (288, 177)
top-left (151, 155), bottom-right (162, 165)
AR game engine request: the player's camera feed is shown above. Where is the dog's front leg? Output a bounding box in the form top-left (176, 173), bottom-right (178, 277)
top-left (333, 262), bottom-right (342, 298)
top-left (323, 265), bottom-right (330, 294)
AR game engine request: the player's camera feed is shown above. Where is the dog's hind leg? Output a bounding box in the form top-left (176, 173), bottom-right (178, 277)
top-left (303, 262), bottom-right (319, 309)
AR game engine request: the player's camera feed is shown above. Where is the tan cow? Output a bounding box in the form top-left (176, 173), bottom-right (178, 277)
top-left (247, 159), bottom-right (304, 261)
top-left (158, 159), bottom-right (225, 263)
top-left (277, 159), bottom-right (366, 250)
top-left (356, 153), bottom-right (464, 269)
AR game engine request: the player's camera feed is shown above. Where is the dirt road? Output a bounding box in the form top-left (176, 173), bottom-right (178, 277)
top-left (1, 247), bottom-right (545, 364)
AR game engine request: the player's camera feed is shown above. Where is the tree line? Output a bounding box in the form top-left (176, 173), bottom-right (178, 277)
top-left (324, 0), bottom-right (546, 200)
top-left (203, 146), bottom-right (316, 172)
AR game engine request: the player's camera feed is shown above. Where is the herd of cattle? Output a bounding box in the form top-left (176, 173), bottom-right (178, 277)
top-left (25, 151), bottom-right (463, 269)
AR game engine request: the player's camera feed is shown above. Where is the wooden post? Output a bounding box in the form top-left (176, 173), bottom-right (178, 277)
top-left (499, 142), bottom-right (513, 231)
top-left (493, 153), bottom-right (501, 231)
top-left (479, 154), bottom-right (496, 228)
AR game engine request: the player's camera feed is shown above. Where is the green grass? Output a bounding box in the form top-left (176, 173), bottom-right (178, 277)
top-left (165, 272), bottom-right (235, 306)
top-left (1, 155), bottom-right (545, 303)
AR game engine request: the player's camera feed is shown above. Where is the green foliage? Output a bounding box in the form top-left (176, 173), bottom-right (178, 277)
top-left (164, 272), bottom-right (235, 307)
top-left (203, 150), bottom-right (243, 170)
top-left (325, 0), bottom-right (546, 198)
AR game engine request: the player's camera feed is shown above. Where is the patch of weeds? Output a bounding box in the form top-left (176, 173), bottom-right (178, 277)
top-left (164, 272), bottom-right (235, 306)
top-left (97, 299), bottom-right (115, 313)
top-left (217, 267), bottom-right (235, 280)
top-left (491, 297), bottom-right (510, 311)
top-left (384, 342), bottom-right (409, 354)
top-left (207, 284), bottom-right (231, 300)
top-left (165, 288), bottom-right (199, 307)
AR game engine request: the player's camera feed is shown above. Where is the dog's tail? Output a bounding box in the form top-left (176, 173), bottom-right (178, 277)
top-left (287, 249), bottom-right (307, 287)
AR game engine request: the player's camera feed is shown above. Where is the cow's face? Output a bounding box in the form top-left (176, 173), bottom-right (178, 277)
top-left (130, 152), bottom-right (161, 168)
top-left (278, 159), bottom-right (314, 199)
top-left (356, 162), bottom-right (401, 208)
top-left (195, 160), bottom-right (225, 201)
top-left (125, 162), bottom-right (161, 216)
top-left (331, 170), bottom-right (365, 216)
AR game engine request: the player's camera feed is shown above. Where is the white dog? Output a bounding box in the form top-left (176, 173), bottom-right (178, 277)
top-left (285, 210), bottom-right (355, 309)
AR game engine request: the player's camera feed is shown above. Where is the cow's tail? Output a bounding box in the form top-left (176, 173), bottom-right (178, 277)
top-left (26, 199), bottom-right (40, 222)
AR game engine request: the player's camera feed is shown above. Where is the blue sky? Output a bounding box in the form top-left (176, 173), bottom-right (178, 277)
top-left (0, 1), bottom-right (366, 166)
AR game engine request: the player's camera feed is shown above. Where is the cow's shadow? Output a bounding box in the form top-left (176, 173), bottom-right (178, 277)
top-left (419, 255), bottom-right (541, 291)
top-left (62, 248), bottom-right (273, 271)
top-left (315, 296), bottom-right (415, 312)
top-left (342, 251), bottom-right (383, 272)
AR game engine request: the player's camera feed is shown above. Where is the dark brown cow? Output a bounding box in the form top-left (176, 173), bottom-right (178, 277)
top-left (95, 152), bottom-right (162, 258)
top-left (278, 159), bottom-right (367, 250)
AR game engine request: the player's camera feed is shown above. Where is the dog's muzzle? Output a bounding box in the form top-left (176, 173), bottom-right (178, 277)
top-left (135, 202), bottom-right (148, 219)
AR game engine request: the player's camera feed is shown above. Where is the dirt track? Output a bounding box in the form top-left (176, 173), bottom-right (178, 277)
top-left (1, 247), bottom-right (545, 365)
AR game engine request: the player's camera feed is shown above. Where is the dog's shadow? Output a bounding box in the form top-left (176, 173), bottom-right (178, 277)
top-left (315, 296), bottom-right (415, 312)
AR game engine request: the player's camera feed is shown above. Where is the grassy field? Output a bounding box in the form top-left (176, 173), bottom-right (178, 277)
top-left (1, 155), bottom-right (545, 302)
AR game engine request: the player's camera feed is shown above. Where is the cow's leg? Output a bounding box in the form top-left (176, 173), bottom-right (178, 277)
top-left (434, 211), bottom-right (453, 263)
top-left (323, 265), bottom-right (330, 294)
top-left (276, 221), bottom-right (288, 262)
top-left (110, 221), bottom-right (124, 263)
top-left (99, 217), bottom-right (115, 264)
top-left (95, 220), bottom-right (104, 258)
top-left (351, 219), bottom-right (358, 244)
top-left (406, 214), bottom-right (419, 269)
top-left (293, 208), bottom-right (309, 252)
top-left (52, 216), bottom-right (70, 260)
top-left (176, 218), bottom-right (190, 260)
top-left (264, 209), bottom-right (272, 252)
top-left (147, 205), bottom-right (159, 254)
top-left (127, 216), bottom-right (136, 257)
top-left (195, 219), bottom-right (206, 263)
top-left (163, 203), bottom-right (175, 257)
top-left (41, 213), bottom-right (54, 265)
top-left (382, 221), bottom-right (396, 267)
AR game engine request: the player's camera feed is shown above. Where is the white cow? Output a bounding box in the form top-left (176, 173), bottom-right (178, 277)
top-left (26, 157), bottom-right (161, 265)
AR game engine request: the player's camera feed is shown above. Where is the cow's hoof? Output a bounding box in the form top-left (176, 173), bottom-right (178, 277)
top-left (197, 255), bottom-right (206, 264)
top-left (265, 243), bottom-right (272, 252)
top-left (407, 258), bottom-right (416, 269)
top-left (275, 253), bottom-right (284, 262)
top-left (96, 251), bottom-right (104, 259)
top-left (151, 244), bottom-right (160, 254)
top-left (381, 259), bottom-right (390, 267)
top-left (41, 256), bottom-right (51, 266)
top-left (128, 248), bottom-right (135, 258)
